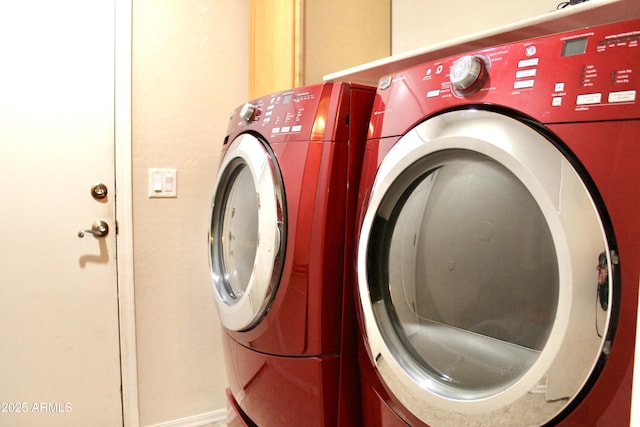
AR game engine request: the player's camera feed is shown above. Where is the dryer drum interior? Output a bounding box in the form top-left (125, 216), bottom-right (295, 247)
top-left (358, 110), bottom-right (615, 426)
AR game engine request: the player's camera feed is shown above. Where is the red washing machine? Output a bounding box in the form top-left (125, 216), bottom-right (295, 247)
top-left (209, 82), bottom-right (375, 426)
top-left (355, 18), bottom-right (640, 426)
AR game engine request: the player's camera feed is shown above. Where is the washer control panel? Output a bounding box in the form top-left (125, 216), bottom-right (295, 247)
top-left (227, 84), bottom-right (330, 143)
top-left (371, 18), bottom-right (640, 137)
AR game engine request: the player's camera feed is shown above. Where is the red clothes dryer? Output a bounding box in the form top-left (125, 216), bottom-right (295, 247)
top-left (355, 18), bottom-right (640, 426)
top-left (209, 83), bottom-right (375, 426)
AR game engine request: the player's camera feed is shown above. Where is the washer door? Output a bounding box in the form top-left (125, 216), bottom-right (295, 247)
top-left (358, 110), bottom-right (613, 425)
top-left (210, 133), bottom-right (286, 331)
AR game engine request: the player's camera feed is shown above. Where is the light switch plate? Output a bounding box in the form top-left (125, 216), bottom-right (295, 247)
top-left (148, 168), bottom-right (177, 198)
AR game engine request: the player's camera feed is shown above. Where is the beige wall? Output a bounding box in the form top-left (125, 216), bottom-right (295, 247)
top-left (132, 1), bottom-right (248, 425)
top-left (303, 0), bottom-right (391, 84)
top-left (392, 0), bottom-right (561, 54)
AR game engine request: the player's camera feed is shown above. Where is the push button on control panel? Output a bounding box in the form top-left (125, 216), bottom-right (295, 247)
top-left (516, 69), bottom-right (537, 79)
top-left (514, 80), bottom-right (535, 89)
top-left (518, 58), bottom-right (539, 68)
top-left (608, 90), bottom-right (636, 103)
top-left (576, 93), bottom-right (603, 105)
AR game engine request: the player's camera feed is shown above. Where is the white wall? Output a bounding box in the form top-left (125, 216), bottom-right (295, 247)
top-left (132, 1), bottom-right (248, 425)
top-left (392, 0), bottom-right (562, 54)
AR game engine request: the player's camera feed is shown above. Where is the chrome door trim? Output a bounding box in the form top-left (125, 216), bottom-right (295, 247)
top-left (210, 133), bottom-right (286, 331)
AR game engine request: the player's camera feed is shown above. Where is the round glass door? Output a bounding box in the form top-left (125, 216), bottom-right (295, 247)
top-left (210, 133), bottom-right (286, 331)
top-left (358, 110), bottom-right (613, 425)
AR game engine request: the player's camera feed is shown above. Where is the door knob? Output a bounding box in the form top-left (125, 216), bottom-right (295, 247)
top-left (78, 220), bottom-right (109, 238)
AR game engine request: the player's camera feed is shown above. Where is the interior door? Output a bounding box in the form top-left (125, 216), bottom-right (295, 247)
top-left (0, 2), bottom-right (123, 426)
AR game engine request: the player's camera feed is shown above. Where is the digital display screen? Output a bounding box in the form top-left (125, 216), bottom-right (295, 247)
top-left (562, 37), bottom-right (588, 57)
top-left (282, 93), bottom-right (293, 104)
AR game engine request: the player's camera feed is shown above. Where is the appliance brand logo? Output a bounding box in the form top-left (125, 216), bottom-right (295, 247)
top-left (378, 76), bottom-right (392, 90)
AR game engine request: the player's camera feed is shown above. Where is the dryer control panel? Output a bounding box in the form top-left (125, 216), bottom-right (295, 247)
top-left (371, 18), bottom-right (640, 137)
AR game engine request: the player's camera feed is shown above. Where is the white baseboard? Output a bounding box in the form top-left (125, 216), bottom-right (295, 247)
top-left (146, 408), bottom-right (227, 427)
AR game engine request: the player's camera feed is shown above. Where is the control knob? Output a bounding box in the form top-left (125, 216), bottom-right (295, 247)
top-left (450, 55), bottom-right (487, 94)
top-left (239, 103), bottom-right (257, 122)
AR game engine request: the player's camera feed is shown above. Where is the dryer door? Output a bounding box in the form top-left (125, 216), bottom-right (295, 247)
top-left (210, 133), bottom-right (286, 331)
top-left (358, 110), bottom-right (614, 426)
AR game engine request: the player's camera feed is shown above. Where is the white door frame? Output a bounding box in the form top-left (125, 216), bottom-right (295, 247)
top-left (115, 0), bottom-right (140, 425)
